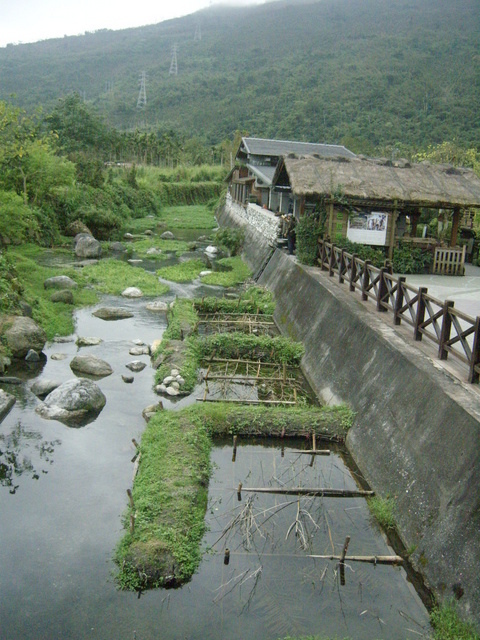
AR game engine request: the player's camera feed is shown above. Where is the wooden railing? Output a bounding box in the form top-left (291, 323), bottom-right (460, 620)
top-left (318, 239), bottom-right (480, 384)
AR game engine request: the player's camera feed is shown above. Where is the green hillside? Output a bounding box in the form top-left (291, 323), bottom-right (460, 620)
top-left (1, 0), bottom-right (479, 152)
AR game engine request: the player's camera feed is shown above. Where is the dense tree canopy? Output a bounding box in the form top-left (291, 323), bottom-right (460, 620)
top-left (0, 0), bottom-right (479, 152)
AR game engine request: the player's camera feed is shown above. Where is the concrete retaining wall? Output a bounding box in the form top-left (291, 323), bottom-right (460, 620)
top-left (219, 202), bottom-right (480, 623)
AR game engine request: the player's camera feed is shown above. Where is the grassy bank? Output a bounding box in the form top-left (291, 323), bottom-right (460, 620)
top-left (5, 245), bottom-right (97, 339)
top-left (78, 259), bottom-right (170, 297)
top-left (116, 286), bottom-right (353, 590)
top-left (114, 402), bottom-right (353, 591)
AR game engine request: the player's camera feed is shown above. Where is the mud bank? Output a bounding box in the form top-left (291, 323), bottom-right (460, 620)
top-left (218, 203), bottom-right (480, 624)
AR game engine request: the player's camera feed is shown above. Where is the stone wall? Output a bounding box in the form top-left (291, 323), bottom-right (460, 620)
top-left (224, 194), bottom-right (280, 244)
top-left (218, 200), bottom-right (480, 625)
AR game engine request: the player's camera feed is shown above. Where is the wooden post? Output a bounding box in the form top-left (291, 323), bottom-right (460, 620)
top-left (450, 207), bottom-right (461, 247)
top-left (362, 260), bottom-right (370, 301)
top-left (300, 195), bottom-right (305, 217)
top-left (414, 287), bottom-right (428, 341)
top-left (127, 489), bottom-right (134, 508)
top-left (328, 243), bottom-right (335, 277)
top-left (388, 206), bottom-right (398, 261)
top-left (340, 535), bottom-right (350, 586)
top-left (349, 255), bottom-right (357, 292)
top-left (339, 249), bottom-right (345, 284)
top-left (328, 198), bottom-right (334, 239)
top-left (468, 316), bottom-right (480, 384)
top-left (438, 300), bottom-right (454, 360)
top-left (394, 276), bottom-right (406, 325)
top-left (232, 435), bottom-right (237, 462)
top-left (320, 239), bottom-right (327, 271)
top-left (410, 211), bottom-right (419, 238)
top-left (237, 482), bottom-right (243, 501)
top-left (224, 549), bottom-right (230, 565)
top-left (377, 267), bottom-right (388, 312)
top-left (130, 514), bottom-right (135, 534)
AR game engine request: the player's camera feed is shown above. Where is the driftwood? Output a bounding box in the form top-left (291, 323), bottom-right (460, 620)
top-left (309, 554), bottom-right (403, 565)
top-left (197, 398), bottom-right (297, 406)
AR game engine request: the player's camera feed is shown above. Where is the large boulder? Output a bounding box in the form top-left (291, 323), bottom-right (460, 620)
top-left (146, 300), bottom-right (169, 312)
top-left (1, 315), bottom-right (47, 359)
top-left (122, 287), bottom-right (143, 298)
top-left (35, 378), bottom-right (106, 426)
top-left (70, 354), bottom-right (113, 378)
top-left (74, 233), bottom-right (102, 259)
top-left (0, 389), bottom-right (16, 424)
top-left (65, 220), bottom-right (92, 237)
top-left (92, 307), bottom-right (134, 321)
top-left (44, 275), bottom-right (78, 290)
top-left (50, 290), bottom-right (74, 304)
top-left (30, 378), bottom-right (62, 399)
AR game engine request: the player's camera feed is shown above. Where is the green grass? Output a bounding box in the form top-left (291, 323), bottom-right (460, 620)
top-left (194, 286), bottom-right (275, 315)
top-left (158, 204), bottom-right (217, 230)
top-left (367, 495), bottom-right (397, 532)
top-left (115, 402), bottom-right (353, 590)
top-left (129, 237), bottom-right (193, 259)
top-left (201, 256), bottom-right (252, 287)
top-left (77, 259), bottom-right (169, 297)
top-left (115, 409), bottom-right (212, 590)
top-left (157, 258), bottom-right (206, 282)
top-left (431, 603), bottom-right (480, 640)
top-left (8, 245), bottom-right (97, 339)
top-left (124, 216), bottom-right (163, 235)
top-left (196, 332), bottom-right (305, 365)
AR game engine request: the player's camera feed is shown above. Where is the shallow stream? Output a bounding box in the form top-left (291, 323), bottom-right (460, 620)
top-left (0, 241), bottom-right (431, 639)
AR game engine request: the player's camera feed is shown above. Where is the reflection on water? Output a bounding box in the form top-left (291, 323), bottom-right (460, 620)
top-left (0, 421), bottom-right (61, 494)
top-left (0, 234), bottom-right (431, 639)
top-left (194, 441), bottom-right (430, 640)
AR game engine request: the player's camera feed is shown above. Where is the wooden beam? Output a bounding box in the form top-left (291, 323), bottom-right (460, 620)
top-left (450, 207), bottom-right (461, 247)
top-left (239, 487), bottom-right (374, 497)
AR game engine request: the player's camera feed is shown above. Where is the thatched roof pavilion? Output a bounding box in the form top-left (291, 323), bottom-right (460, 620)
top-left (273, 154), bottom-right (480, 257)
top-left (273, 154), bottom-right (480, 210)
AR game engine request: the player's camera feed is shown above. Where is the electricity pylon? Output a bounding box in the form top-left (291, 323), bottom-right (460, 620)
top-left (169, 44), bottom-right (178, 76)
top-left (137, 71), bottom-right (147, 109)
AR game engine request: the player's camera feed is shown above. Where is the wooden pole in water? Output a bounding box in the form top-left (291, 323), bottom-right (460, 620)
top-left (237, 482), bottom-right (243, 501)
top-left (232, 435), bottom-right (237, 462)
top-left (224, 548), bottom-right (230, 565)
top-left (340, 535), bottom-right (350, 586)
top-left (308, 554), bottom-right (403, 565)
top-left (240, 487), bottom-right (374, 497)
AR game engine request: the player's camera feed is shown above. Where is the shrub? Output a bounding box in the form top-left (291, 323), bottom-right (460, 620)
top-left (333, 236), bottom-right (386, 267)
top-left (296, 214), bottom-right (322, 265)
top-left (213, 227), bottom-right (245, 256)
top-left (392, 242), bottom-right (433, 274)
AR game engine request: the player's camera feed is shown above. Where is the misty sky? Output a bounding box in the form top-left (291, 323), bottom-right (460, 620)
top-left (0, 0), bottom-right (267, 47)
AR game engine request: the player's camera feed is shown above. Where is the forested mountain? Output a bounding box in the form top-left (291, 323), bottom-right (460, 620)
top-left (1, 0), bottom-right (479, 153)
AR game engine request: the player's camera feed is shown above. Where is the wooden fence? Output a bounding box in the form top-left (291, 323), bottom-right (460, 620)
top-left (318, 239), bottom-right (480, 384)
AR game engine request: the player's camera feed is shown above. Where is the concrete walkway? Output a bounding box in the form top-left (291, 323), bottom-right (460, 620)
top-left (401, 263), bottom-right (480, 318)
